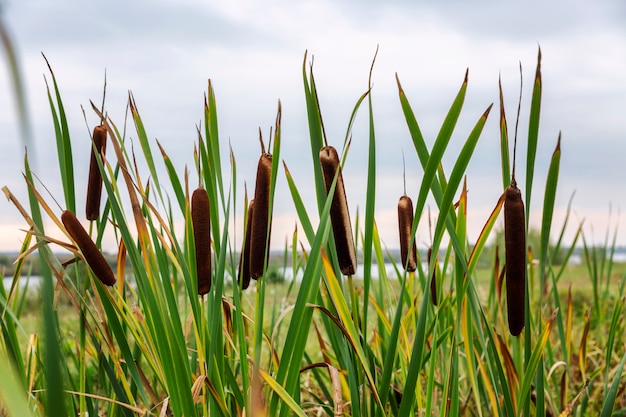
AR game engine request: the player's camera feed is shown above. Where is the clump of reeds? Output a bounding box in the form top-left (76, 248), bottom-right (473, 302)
top-left (61, 209), bottom-right (116, 286)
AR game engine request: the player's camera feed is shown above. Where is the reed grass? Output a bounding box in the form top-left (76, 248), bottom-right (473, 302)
top-left (1, 49), bottom-right (625, 417)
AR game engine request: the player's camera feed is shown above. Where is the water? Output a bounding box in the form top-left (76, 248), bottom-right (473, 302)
top-left (4, 250), bottom-right (625, 291)
top-left (2, 275), bottom-right (42, 292)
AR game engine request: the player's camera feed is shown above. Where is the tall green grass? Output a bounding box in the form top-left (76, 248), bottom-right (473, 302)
top-left (1, 49), bottom-right (625, 416)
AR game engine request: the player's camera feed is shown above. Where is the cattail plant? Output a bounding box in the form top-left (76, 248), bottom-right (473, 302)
top-left (320, 145), bottom-right (357, 276)
top-left (397, 153), bottom-right (417, 273)
top-left (503, 68), bottom-right (526, 336)
top-left (191, 187), bottom-right (211, 295)
top-left (85, 124), bottom-right (107, 220)
top-left (238, 199), bottom-right (254, 289)
top-left (249, 136), bottom-right (273, 279)
top-left (397, 196), bottom-right (417, 272)
top-left (61, 209), bottom-right (116, 286)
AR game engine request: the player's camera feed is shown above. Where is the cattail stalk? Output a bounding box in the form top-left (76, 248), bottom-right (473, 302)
top-left (61, 210), bottom-right (116, 286)
top-left (320, 146), bottom-right (357, 276)
top-left (397, 195), bottom-right (417, 272)
top-left (504, 179), bottom-right (526, 336)
top-left (238, 200), bottom-right (254, 289)
top-left (428, 247), bottom-right (438, 306)
top-left (86, 125), bottom-right (107, 220)
top-left (191, 187), bottom-right (211, 295)
top-left (250, 154), bottom-right (272, 279)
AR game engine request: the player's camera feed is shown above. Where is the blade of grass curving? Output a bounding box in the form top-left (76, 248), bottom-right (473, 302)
top-left (430, 106), bottom-right (493, 284)
top-left (283, 162), bottom-right (315, 240)
top-left (129, 93), bottom-right (162, 202)
top-left (43, 54), bottom-right (75, 213)
top-left (604, 296), bottom-right (624, 395)
top-left (200, 83), bottom-right (225, 257)
top-left (302, 52), bottom-right (328, 208)
top-left (400, 82), bottom-right (491, 308)
top-left (525, 47), bottom-right (542, 221)
top-left (499, 74), bottom-right (511, 189)
top-left (341, 91), bottom-right (369, 151)
top-left (467, 194), bottom-right (505, 273)
top-left (260, 369), bottom-right (307, 417)
top-left (600, 352), bottom-right (626, 417)
top-left (205, 80), bottom-right (225, 203)
top-left (0, 349), bottom-right (35, 417)
top-left (157, 140), bottom-right (186, 212)
top-left (539, 134), bottom-right (561, 301)
top-left (361, 47), bottom-right (378, 372)
top-left (396, 72), bottom-right (466, 220)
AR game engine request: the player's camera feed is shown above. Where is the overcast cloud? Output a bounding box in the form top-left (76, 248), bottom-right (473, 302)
top-left (1, 0), bottom-right (625, 253)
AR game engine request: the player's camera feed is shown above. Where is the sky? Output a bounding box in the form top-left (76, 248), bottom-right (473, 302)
top-left (1, 0), bottom-right (625, 255)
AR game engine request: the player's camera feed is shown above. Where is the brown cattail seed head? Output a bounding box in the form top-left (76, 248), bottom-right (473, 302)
top-left (61, 210), bottom-right (116, 286)
top-left (504, 182), bottom-right (526, 336)
top-left (238, 200), bottom-right (254, 289)
top-left (86, 125), bottom-right (107, 221)
top-left (249, 154), bottom-right (273, 279)
top-left (191, 187), bottom-right (211, 295)
top-left (320, 146), bottom-right (357, 276)
top-left (397, 195), bottom-right (417, 272)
